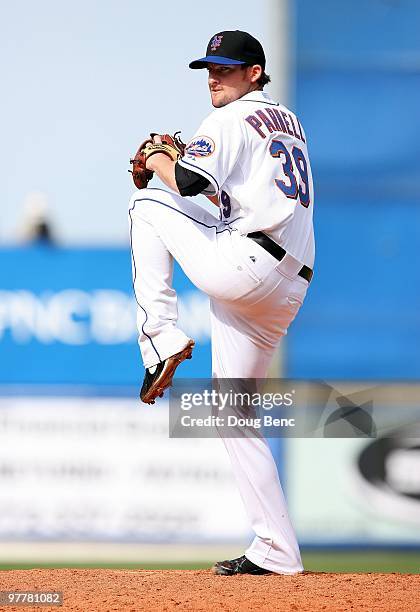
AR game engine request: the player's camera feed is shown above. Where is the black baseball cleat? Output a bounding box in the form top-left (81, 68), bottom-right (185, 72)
top-left (140, 340), bottom-right (194, 404)
top-left (213, 555), bottom-right (272, 576)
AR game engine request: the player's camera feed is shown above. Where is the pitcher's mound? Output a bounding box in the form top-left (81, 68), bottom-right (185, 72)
top-left (0, 569), bottom-right (418, 611)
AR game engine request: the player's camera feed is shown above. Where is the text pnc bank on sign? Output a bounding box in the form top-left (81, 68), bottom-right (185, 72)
top-left (0, 247), bottom-right (210, 385)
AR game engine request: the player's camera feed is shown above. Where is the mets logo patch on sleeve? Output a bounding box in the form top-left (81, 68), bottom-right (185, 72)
top-left (185, 136), bottom-right (215, 158)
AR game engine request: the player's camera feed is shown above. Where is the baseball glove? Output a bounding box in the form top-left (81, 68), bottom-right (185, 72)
top-left (129, 136), bottom-right (155, 190)
top-left (143, 132), bottom-right (186, 161)
top-left (129, 132), bottom-right (186, 190)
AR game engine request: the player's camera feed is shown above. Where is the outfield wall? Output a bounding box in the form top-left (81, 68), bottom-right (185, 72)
top-left (1, 247), bottom-right (420, 551)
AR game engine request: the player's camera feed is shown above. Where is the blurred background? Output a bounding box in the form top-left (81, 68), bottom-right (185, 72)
top-left (0, 0), bottom-right (419, 573)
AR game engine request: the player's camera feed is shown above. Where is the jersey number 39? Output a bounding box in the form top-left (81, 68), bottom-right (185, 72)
top-left (270, 139), bottom-right (310, 208)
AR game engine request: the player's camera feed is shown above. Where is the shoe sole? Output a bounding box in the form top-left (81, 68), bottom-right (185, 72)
top-left (212, 562), bottom-right (233, 576)
top-left (212, 561), bottom-right (273, 576)
top-left (141, 340), bottom-right (194, 404)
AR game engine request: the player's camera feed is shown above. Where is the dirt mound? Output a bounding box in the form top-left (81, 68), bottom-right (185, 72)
top-left (0, 569), bottom-right (418, 611)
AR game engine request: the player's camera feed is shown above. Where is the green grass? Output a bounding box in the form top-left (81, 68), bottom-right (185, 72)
top-left (0, 552), bottom-right (419, 574)
top-left (301, 551), bottom-right (420, 574)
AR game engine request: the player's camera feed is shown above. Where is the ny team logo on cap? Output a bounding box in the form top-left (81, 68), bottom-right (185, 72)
top-left (210, 35), bottom-right (223, 51)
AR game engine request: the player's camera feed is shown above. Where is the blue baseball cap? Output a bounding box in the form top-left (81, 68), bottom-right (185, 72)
top-left (189, 30), bottom-right (266, 70)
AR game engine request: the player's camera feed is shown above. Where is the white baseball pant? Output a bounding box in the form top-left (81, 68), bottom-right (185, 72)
top-left (129, 187), bottom-right (308, 574)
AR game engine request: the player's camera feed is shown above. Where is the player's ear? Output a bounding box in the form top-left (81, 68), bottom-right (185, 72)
top-left (250, 64), bottom-right (263, 84)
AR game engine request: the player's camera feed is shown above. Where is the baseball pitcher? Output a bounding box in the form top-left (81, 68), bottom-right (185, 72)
top-left (128, 30), bottom-right (314, 575)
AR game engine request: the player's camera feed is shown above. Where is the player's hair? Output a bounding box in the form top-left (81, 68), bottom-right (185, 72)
top-left (241, 65), bottom-right (271, 89)
top-left (257, 71), bottom-right (271, 88)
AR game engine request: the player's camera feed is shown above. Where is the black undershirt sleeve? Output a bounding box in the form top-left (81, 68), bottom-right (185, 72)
top-left (175, 162), bottom-right (210, 196)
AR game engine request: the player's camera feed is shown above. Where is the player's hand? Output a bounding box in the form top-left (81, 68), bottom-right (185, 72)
top-left (144, 133), bottom-right (185, 171)
top-left (145, 135), bottom-right (165, 171)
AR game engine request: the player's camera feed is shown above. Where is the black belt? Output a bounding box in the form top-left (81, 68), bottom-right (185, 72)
top-left (247, 232), bottom-right (313, 283)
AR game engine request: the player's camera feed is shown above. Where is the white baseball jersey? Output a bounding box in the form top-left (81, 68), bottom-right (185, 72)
top-left (178, 90), bottom-right (315, 268)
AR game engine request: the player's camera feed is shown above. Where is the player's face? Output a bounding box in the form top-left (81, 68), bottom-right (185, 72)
top-left (207, 63), bottom-right (261, 108)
